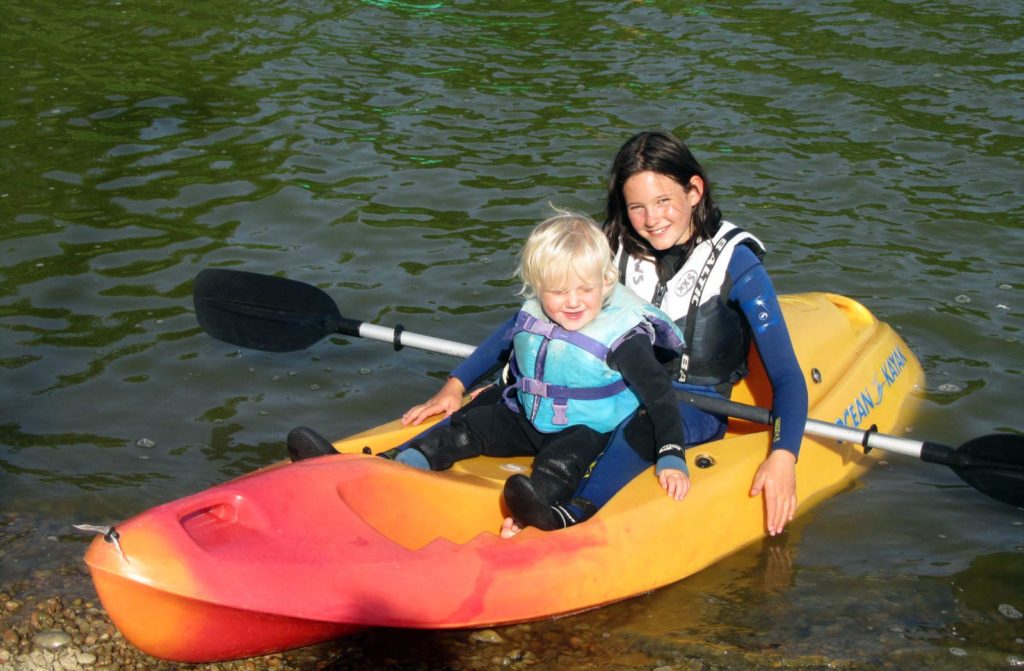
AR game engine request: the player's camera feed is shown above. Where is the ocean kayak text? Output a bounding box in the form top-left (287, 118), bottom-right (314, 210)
top-left (835, 344), bottom-right (909, 428)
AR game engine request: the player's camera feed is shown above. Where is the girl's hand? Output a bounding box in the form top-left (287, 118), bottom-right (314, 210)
top-left (658, 468), bottom-right (690, 501)
top-left (749, 449), bottom-right (797, 536)
top-left (401, 377), bottom-right (466, 426)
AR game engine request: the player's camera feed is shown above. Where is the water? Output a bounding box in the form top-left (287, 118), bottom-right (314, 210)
top-left (2, 0), bottom-right (1022, 666)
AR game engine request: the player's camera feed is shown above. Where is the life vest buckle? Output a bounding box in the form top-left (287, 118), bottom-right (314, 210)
top-left (519, 377), bottom-right (550, 398)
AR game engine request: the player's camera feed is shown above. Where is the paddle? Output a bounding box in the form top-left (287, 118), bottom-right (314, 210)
top-left (193, 268), bottom-right (475, 358)
top-left (193, 268), bottom-right (1023, 508)
top-left (672, 391), bottom-right (1023, 508)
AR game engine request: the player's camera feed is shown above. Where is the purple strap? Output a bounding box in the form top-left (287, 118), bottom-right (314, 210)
top-left (514, 376), bottom-right (627, 401)
top-left (513, 312), bottom-right (611, 360)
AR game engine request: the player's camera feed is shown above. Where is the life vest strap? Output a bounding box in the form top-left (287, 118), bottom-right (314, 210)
top-left (514, 376), bottom-right (627, 401)
top-left (514, 312), bottom-right (611, 360)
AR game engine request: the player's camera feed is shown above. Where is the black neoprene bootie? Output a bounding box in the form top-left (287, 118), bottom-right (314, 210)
top-left (287, 426), bottom-right (337, 462)
top-left (503, 474), bottom-right (567, 531)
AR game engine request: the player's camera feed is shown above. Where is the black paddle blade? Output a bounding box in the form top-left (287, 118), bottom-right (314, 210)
top-left (193, 269), bottom-right (344, 352)
top-left (951, 434), bottom-right (1024, 508)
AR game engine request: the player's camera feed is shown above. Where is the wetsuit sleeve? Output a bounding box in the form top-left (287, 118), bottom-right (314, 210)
top-left (727, 247), bottom-right (808, 457)
top-left (448, 314), bottom-right (516, 389)
top-left (608, 333), bottom-right (688, 472)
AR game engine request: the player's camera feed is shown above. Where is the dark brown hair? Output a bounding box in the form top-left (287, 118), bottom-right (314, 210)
top-left (604, 131), bottom-right (722, 261)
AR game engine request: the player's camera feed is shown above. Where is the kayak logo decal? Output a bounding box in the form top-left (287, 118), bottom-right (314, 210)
top-left (835, 344), bottom-right (909, 428)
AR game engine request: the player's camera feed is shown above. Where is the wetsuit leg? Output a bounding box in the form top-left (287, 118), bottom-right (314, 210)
top-left (558, 402), bottom-right (727, 525)
top-left (413, 401), bottom-right (541, 470)
top-left (503, 425), bottom-right (607, 530)
top-left (405, 412), bottom-right (481, 471)
top-left (379, 385), bottom-right (506, 460)
top-left (531, 425), bottom-right (608, 502)
top-left (566, 415), bottom-right (651, 515)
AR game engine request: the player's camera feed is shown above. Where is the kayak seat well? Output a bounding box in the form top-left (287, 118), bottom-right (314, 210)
top-left (335, 459), bottom-right (515, 551)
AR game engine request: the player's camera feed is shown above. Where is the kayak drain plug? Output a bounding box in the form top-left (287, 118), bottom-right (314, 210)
top-left (694, 454), bottom-right (715, 469)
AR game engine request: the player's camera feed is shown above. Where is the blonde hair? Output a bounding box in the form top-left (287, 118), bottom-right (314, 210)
top-left (517, 209), bottom-right (619, 298)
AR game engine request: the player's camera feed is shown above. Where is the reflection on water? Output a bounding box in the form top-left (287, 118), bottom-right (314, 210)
top-left (2, 0), bottom-right (1022, 666)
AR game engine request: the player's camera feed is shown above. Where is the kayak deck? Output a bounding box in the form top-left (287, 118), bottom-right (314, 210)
top-left (84, 293), bottom-right (924, 662)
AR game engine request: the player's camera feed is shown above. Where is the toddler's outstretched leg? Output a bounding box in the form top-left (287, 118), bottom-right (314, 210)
top-left (403, 418), bottom-right (478, 471)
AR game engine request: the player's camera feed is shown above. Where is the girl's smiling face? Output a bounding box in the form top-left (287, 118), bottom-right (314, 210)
top-left (623, 171), bottom-right (703, 250)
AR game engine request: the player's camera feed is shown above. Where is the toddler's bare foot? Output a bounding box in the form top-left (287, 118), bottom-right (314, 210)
top-left (499, 517), bottom-right (522, 539)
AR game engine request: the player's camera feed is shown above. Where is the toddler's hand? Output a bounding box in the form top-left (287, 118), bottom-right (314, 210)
top-left (401, 377), bottom-right (466, 426)
top-left (658, 468), bottom-right (690, 501)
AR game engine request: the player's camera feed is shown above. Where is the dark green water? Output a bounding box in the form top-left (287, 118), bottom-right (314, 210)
top-left (2, 0), bottom-right (1022, 667)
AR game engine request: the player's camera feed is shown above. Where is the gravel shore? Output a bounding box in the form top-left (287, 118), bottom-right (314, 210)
top-left (0, 576), bottom-right (703, 671)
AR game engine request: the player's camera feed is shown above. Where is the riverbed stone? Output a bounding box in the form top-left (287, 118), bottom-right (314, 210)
top-left (469, 629), bottom-right (504, 644)
top-left (32, 629), bottom-right (71, 650)
top-left (999, 603), bottom-right (1022, 620)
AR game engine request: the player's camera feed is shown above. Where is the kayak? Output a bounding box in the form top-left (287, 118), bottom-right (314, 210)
top-left (83, 292), bottom-right (924, 662)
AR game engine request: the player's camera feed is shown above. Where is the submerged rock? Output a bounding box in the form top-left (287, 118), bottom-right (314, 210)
top-left (999, 603), bottom-right (1022, 620)
top-left (32, 629), bottom-right (71, 651)
top-left (469, 629), bottom-right (505, 644)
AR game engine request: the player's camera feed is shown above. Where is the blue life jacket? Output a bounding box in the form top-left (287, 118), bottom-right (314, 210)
top-left (507, 284), bottom-right (684, 433)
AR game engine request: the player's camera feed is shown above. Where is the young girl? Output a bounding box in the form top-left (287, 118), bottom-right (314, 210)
top-left (396, 210), bottom-right (692, 525)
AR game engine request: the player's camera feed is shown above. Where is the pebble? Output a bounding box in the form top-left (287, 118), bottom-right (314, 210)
top-left (948, 646), bottom-right (967, 657)
top-left (33, 629), bottom-right (71, 650)
top-left (469, 629), bottom-right (505, 644)
top-left (999, 603), bottom-right (1023, 620)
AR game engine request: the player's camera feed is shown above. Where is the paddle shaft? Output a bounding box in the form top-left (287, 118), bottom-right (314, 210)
top-left (673, 391), bottom-right (937, 461)
top-left (337, 317), bottom-right (477, 359)
top-left (349, 319), bottom-right (935, 461)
